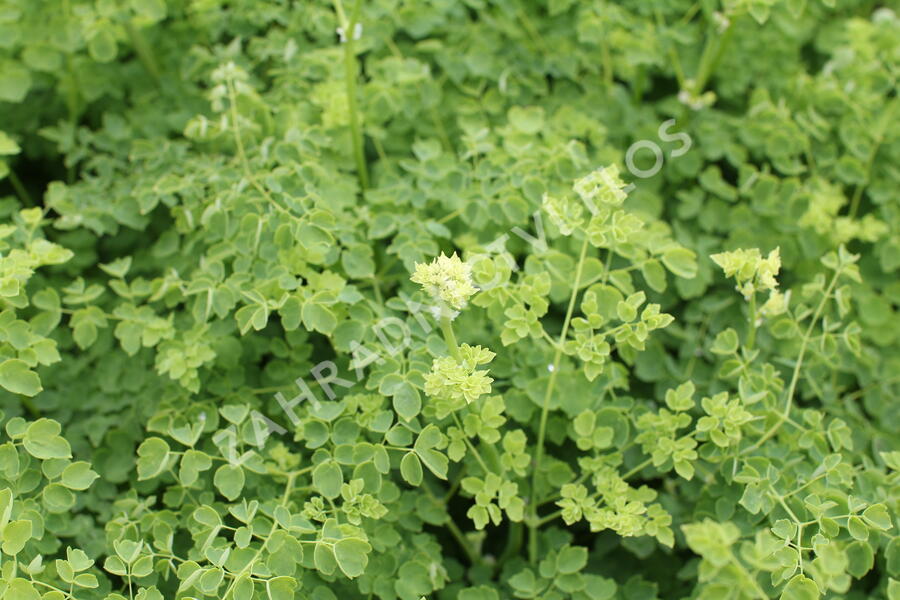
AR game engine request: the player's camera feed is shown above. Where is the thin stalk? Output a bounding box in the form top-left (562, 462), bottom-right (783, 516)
top-left (440, 315), bottom-right (460, 360)
top-left (744, 269), bottom-right (841, 452)
top-left (694, 19), bottom-right (734, 93)
top-left (225, 76), bottom-right (293, 218)
top-left (422, 482), bottom-right (481, 565)
top-left (125, 21), bottom-right (161, 85)
top-left (528, 237), bottom-right (591, 563)
top-left (601, 36), bottom-right (614, 92)
top-left (7, 169), bottom-right (32, 206)
top-left (728, 551), bottom-right (768, 599)
top-left (654, 7), bottom-right (686, 88)
top-left (335, 0), bottom-right (369, 192)
top-left (746, 292), bottom-right (758, 351)
top-left (848, 102), bottom-right (894, 218)
top-left (452, 412), bottom-right (489, 474)
top-left (222, 473), bottom-right (295, 599)
top-left (438, 208), bottom-right (462, 224)
top-left (499, 522), bottom-right (523, 567)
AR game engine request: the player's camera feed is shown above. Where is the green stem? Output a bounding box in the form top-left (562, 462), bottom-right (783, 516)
top-left (746, 292), bottom-right (757, 351)
top-left (440, 315), bottom-right (460, 360)
top-left (20, 397), bottom-right (41, 419)
top-left (225, 76), bottom-right (295, 218)
top-left (654, 7), bottom-right (686, 88)
top-left (601, 36), bottom-right (614, 92)
top-left (499, 521), bottom-right (523, 567)
top-left (452, 412), bottom-right (489, 474)
top-left (125, 21), bottom-right (161, 85)
top-left (423, 482), bottom-right (481, 565)
top-left (744, 268), bottom-right (840, 452)
top-left (694, 19), bottom-right (734, 93)
top-left (528, 237), bottom-right (591, 564)
top-left (728, 550), bottom-right (768, 600)
top-left (7, 169), bottom-right (32, 206)
top-left (336, 0), bottom-right (369, 192)
top-left (848, 102), bottom-right (893, 218)
top-left (222, 473), bottom-right (296, 599)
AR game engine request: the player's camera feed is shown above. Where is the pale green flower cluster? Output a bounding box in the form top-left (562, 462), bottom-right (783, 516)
top-left (711, 247), bottom-right (786, 314)
top-left (573, 164), bottom-right (628, 208)
top-left (542, 193), bottom-right (585, 236)
top-left (411, 252), bottom-right (477, 311)
top-left (424, 344), bottom-right (494, 406)
top-left (544, 165), bottom-right (630, 236)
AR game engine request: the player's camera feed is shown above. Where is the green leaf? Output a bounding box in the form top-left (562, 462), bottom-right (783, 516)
top-left (641, 259), bottom-right (667, 292)
top-left (130, 0), bottom-right (167, 21)
top-left (213, 464), bottom-right (245, 501)
top-left (508, 106), bottom-right (545, 134)
top-left (662, 248), bottom-right (698, 279)
top-left (616, 300), bottom-right (636, 322)
top-left (136, 437), bottom-right (171, 480)
top-left (60, 461), bottom-right (100, 490)
top-left (393, 382), bottom-right (421, 421)
top-left (400, 452), bottom-right (423, 486)
top-left (1, 519), bottom-right (32, 555)
top-left (3, 578), bottom-right (41, 600)
top-left (88, 28), bottom-right (117, 62)
top-left (861, 504), bottom-right (892, 530)
top-left (114, 539), bottom-right (141, 565)
top-left (888, 578), bottom-right (900, 600)
top-left (193, 506), bottom-right (221, 528)
top-left (235, 303), bottom-right (269, 334)
top-left (0, 131), bottom-right (20, 155)
top-left (333, 538), bottom-right (371, 578)
top-left (846, 540), bottom-right (874, 578)
top-left (266, 576), bottom-right (298, 600)
top-left (780, 574), bottom-right (819, 600)
top-left (302, 302), bottom-right (337, 334)
top-left (233, 575), bottom-right (254, 600)
top-left (342, 244), bottom-right (375, 278)
top-left (312, 461), bottom-right (343, 499)
top-left (0, 62), bottom-right (32, 103)
top-left (847, 516), bottom-right (868, 541)
top-left (23, 418), bottom-right (71, 460)
top-left (556, 545), bottom-right (587, 574)
top-left (711, 328), bottom-right (739, 355)
top-left (416, 448), bottom-right (448, 480)
top-left (414, 424), bottom-right (442, 451)
top-left (313, 542), bottom-right (337, 575)
top-left (0, 359), bottom-right (43, 396)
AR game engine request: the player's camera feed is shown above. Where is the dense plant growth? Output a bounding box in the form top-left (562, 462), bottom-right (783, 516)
top-left (0, 0), bottom-right (898, 599)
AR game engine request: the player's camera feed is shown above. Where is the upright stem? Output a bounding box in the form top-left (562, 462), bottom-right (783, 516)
top-left (7, 170), bottom-right (32, 206)
top-left (225, 75), bottom-right (291, 217)
top-left (222, 473), bottom-right (295, 599)
top-left (746, 292), bottom-right (757, 351)
top-left (745, 269), bottom-right (840, 452)
top-left (528, 237), bottom-right (591, 563)
top-left (452, 412), bottom-right (488, 473)
top-left (422, 482), bottom-right (481, 566)
top-left (336, 0), bottom-right (369, 192)
top-left (125, 21), bottom-right (161, 85)
top-left (440, 315), bottom-right (460, 360)
top-left (694, 19), bottom-right (734, 93)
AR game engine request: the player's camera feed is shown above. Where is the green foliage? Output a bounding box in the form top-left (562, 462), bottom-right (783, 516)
top-left (1, 0), bottom-right (898, 598)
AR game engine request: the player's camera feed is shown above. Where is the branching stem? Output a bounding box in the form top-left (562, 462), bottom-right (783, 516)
top-left (745, 268), bottom-right (841, 452)
top-left (528, 236), bottom-right (590, 563)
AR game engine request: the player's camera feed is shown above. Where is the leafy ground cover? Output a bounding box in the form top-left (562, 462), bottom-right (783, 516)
top-left (0, 0), bottom-right (898, 598)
